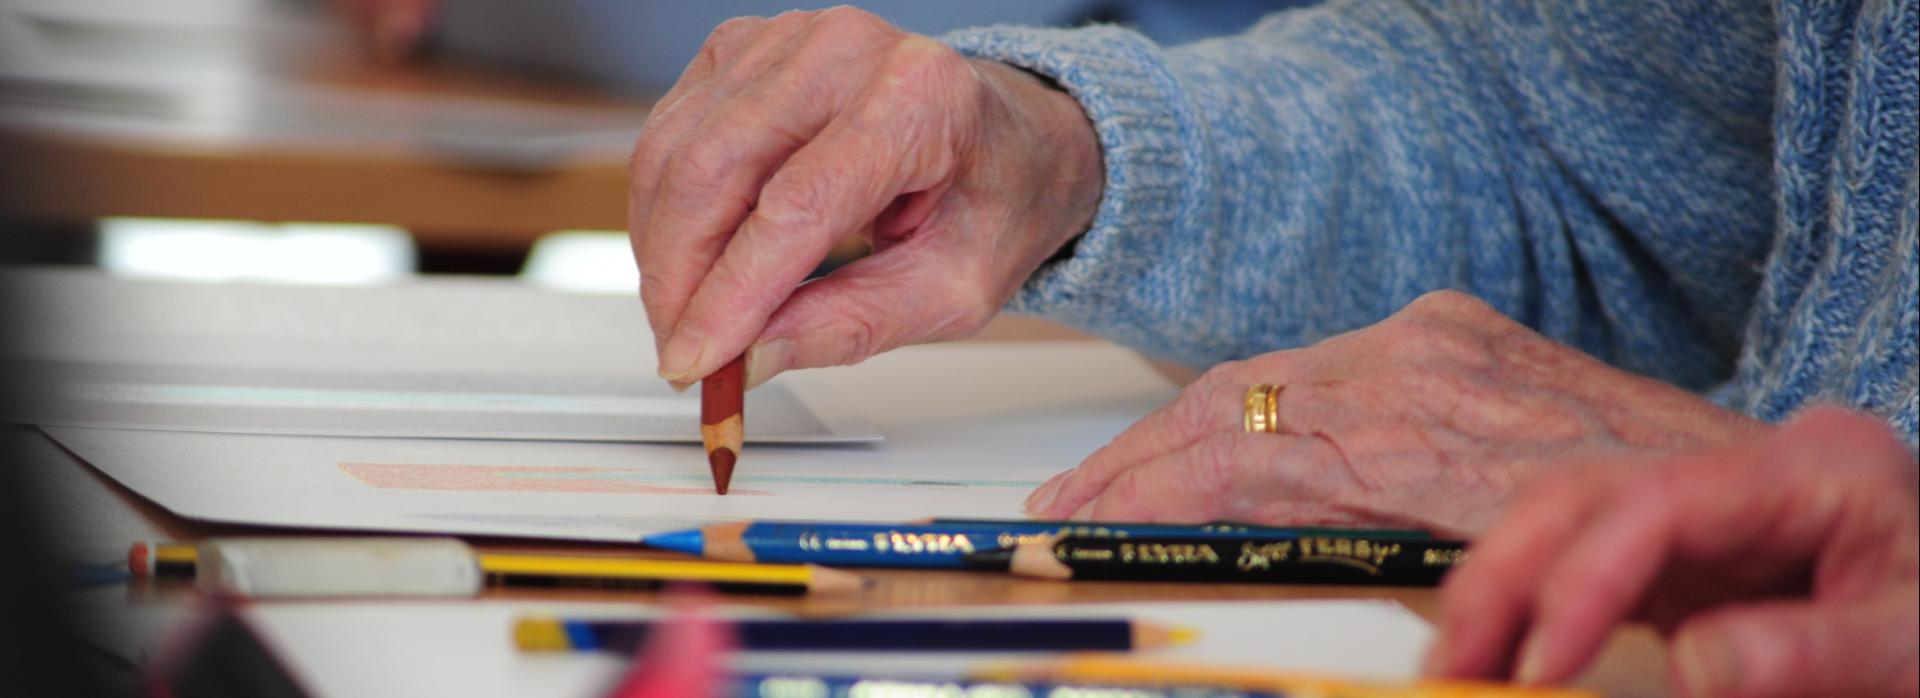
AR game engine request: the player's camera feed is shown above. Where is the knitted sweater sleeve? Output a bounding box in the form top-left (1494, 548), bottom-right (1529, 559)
top-left (944, 1), bottom-right (1780, 392)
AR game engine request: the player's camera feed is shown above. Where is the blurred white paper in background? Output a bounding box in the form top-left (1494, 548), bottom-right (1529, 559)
top-left (3, 269), bottom-right (877, 443)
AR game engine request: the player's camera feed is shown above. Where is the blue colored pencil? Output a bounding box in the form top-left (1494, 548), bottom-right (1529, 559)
top-left (721, 674), bottom-right (1280, 697)
top-left (643, 520), bottom-right (1430, 569)
top-left (514, 617), bottom-right (1187, 653)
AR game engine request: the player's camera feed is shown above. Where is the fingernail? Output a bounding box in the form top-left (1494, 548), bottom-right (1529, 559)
top-left (744, 339), bottom-right (792, 390)
top-left (1513, 632), bottom-right (1550, 684)
top-left (668, 380), bottom-right (693, 393)
top-left (1024, 471), bottom-right (1070, 515)
top-left (1672, 632), bottom-right (1741, 698)
top-left (659, 331), bottom-right (708, 383)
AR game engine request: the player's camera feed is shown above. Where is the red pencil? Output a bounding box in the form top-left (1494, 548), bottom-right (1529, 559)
top-left (700, 355), bottom-right (745, 495)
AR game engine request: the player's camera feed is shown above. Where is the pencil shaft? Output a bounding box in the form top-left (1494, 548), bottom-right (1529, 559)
top-left (666, 520), bottom-right (1433, 569)
top-left (130, 542), bottom-right (847, 596)
top-left (929, 518), bottom-right (1433, 540)
top-left (1032, 535), bottom-right (1468, 586)
top-left (559, 619), bottom-right (1139, 652)
top-left (724, 674), bottom-right (1281, 698)
top-left (700, 355), bottom-right (746, 494)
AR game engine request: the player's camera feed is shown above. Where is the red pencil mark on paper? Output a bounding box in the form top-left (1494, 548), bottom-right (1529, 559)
top-left (338, 462), bottom-right (769, 496)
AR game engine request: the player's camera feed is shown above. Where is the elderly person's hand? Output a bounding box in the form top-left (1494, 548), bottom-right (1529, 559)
top-left (1426, 406), bottom-right (1919, 697)
top-left (1024, 290), bottom-right (1766, 534)
top-left (333, 0), bottom-right (436, 61)
top-left (632, 8), bottom-right (1103, 389)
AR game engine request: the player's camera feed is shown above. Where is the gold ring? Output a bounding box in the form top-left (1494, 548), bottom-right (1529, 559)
top-left (1244, 383), bottom-right (1282, 433)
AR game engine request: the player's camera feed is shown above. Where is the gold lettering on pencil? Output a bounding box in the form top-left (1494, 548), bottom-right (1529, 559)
top-left (825, 537), bottom-right (871, 551)
top-left (1065, 548), bottom-right (1115, 562)
top-left (1293, 537), bottom-right (1402, 575)
top-left (870, 532), bottom-right (977, 555)
top-left (1236, 541), bottom-right (1294, 570)
top-left (1115, 542), bottom-right (1220, 566)
top-left (1424, 548), bottom-right (1467, 566)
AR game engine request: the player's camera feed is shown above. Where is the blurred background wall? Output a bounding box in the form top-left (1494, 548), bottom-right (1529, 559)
top-left (0, 0), bottom-right (1304, 291)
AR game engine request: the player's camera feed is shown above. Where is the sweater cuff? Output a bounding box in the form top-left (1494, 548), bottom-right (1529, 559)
top-left (944, 25), bottom-right (1199, 325)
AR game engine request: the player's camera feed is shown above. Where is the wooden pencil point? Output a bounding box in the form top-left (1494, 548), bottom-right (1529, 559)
top-left (709, 448), bottom-right (736, 495)
top-left (1129, 621), bottom-right (1197, 650)
top-left (703, 522), bottom-right (755, 562)
top-left (805, 565), bottom-right (868, 595)
top-left (1010, 535), bottom-right (1073, 580)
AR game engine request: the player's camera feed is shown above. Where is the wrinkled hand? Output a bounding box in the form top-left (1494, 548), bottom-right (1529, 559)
top-left (1427, 406), bottom-right (1919, 697)
top-left (631, 8), bottom-right (1103, 389)
top-left (1024, 290), bottom-right (1765, 534)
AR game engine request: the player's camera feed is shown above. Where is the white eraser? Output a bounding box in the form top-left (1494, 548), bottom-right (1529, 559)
top-left (197, 537), bottom-right (483, 598)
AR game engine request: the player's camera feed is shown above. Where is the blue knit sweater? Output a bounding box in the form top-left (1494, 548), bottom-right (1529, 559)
top-left (947, 0), bottom-right (1919, 450)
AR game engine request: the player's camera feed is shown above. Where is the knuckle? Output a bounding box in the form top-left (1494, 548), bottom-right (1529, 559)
top-left (815, 5), bottom-right (892, 36)
top-left (629, 127), bottom-right (672, 176)
top-left (1170, 388), bottom-right (1224, 442)
top-left (756, 175), bottom-right (834, 235)
top-left (835, 304), bottom-right (881, 364)
top-left (1196, 360), bottom-right (1245, 390)
top-left (1404, 289), bottom-right (1491, 318)
top-left (705, 16), bottom-right (764, 49)
top-left (665, 137), bottom-right (741, 198)
top-left (885, 35), bottom-right (971, 90)
top-left (934, 278), bottom-right (997, 335)
top-left (695, 17), bottom-right (765, 71)
top-left (1193, 433), bottom-right (1247, 497)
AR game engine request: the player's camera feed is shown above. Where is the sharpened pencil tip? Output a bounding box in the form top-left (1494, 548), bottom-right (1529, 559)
top-left (709, 448), bottom-right (736, 495)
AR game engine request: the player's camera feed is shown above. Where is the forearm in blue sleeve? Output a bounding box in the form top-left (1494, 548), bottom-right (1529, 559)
top-left (946, 1), bottom-right (1775, 391)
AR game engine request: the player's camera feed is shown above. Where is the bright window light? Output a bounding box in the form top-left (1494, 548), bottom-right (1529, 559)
top-left (98, 217), bottom-right (415, 284)
top-left (519, 230), bottom-right (637, 294)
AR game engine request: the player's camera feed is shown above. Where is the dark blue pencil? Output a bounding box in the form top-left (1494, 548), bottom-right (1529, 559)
top-left (643, 520), bottom-right (1431, 569)
top-left (721, 673), bottom-right (1280, 697)
top-left (514, 617), bottom-right (1190, 653)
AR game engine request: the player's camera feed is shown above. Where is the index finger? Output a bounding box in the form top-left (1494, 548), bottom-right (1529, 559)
top-left (656, 37), bottom-right (968, 383)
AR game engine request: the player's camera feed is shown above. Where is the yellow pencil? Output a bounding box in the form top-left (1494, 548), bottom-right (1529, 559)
top-left (129, 540), bottom-right (866, 595)
top-left (475, 552), bottom-right (864, 594)
top-left (974, 656), bottom-right (1598, 698)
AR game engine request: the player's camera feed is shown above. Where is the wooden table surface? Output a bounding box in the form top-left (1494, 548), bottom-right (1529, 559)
top-left (0, 50), bottom-right (650, 249)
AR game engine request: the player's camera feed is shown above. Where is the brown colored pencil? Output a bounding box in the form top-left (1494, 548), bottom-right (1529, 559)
top-left (700, 354), bottom-right (746, 494)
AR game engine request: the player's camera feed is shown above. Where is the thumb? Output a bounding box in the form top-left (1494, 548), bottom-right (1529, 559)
top-left (1669, 597), bottom-right (1919, 698)
top-left (744, 248), bottom-right (995, 388)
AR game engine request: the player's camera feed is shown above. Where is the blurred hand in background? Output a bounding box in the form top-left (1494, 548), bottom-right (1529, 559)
top-left (333, 0), bottom-right (436, 62)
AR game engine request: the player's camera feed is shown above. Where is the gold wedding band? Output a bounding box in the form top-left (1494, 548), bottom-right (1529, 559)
top-left (1244, 383), bottom-right (1283, 433)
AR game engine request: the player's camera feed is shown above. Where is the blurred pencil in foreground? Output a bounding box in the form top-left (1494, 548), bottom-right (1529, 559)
top-left (701, 354), bottom-right (746, 494)
top-left (514, 617), bottom-right (1192, 653)
top-left (128, 539), bottom-right (866, 596)
top-left (724, 674), bottom-right (1279, 697)
top-left (977, 656), bottom-right (1597, 698)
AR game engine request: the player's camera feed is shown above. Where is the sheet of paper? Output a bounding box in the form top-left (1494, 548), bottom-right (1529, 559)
top-left (20, 269), bottom-right (1177, 541)
top-left (3, 269), bottom-right (876, 443)
top-left (40, 339), bottom-right (1173, 541)
top-left (17, 359), bottom-right (876, 444)
top-left (43, 425), bottom-right (1020, 540)
top-left (65, 595), bottom-right (1431, 698)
